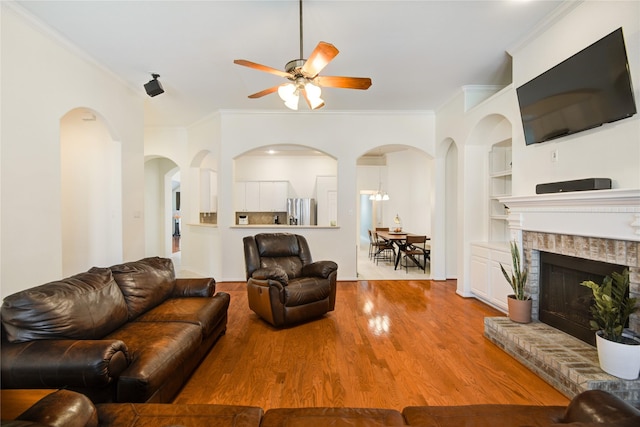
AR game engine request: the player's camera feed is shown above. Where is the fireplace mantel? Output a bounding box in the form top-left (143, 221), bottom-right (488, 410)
top-left (500, 189), bottom-right (640, 241)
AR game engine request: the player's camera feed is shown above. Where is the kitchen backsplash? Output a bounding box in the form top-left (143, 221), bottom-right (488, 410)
top-left (235, 211), bottom-right (287, 225)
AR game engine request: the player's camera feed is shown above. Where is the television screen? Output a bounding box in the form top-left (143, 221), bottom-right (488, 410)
top-left (517, 27), bottom-right (637, 146)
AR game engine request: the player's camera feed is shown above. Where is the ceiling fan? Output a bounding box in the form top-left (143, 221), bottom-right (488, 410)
top-left (233, 0), bottom-right (372, 110)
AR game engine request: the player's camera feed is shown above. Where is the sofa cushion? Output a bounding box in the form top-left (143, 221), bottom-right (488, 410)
top-left (96, 403), bottom-right (263, 427)
top-left (402, 405), bottom-right (566, 427)
top-left (135, 295), bottom-right (230, 337)
top-left (1, 268), bottom-right (128, 343)
top-left (261, 408), bottom-right (406, 427)
top-left (105, 321), bottom-right (202, 402)
top-left (108, 257), bottom-right (176, 320)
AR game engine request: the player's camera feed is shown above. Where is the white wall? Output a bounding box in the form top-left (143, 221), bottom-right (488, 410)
top-left (1, 4), bottom-right (145, 298)
top-left (510, 0), bottom-right (640, 194)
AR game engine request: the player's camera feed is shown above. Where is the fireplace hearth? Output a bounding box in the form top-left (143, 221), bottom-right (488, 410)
top-left (485, 229), bottom-right (640, 406)
top-left (539, 251), bottom-right (626, 346)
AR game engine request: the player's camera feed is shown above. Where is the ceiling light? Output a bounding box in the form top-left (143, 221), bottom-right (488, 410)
top-left (278, 83), bottom-right (296, 101)
top-left (305, 82), bottom-right (321, 99)
top-left (284, 93), bottom-right (300, 110)
top-left (369, 165), bottom-right (390, 201)
top-left (144, 73), bottom-right (164, 97)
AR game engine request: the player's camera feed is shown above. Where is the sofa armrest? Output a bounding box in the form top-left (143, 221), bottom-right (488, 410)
top-left (251, 267), bottom-right (289, 286)
top-left (1, 339), bottom-right (129, 389)
top-left (560, 390), bottom-right (640, 424)
top-left (173, 277), bottom-right (216, 297)
top-left (302, 261), bottom-right (338, 279)
top-left (14, 389), bottom-right (98, 427)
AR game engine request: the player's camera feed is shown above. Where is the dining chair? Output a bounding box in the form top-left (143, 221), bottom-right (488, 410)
top-left (375, 227), bottom-right (391, 243)
top-left (372, 231), bottom-right (395, 264)
top-left (367, 229), bottom-right (377, 259)
top-left (399, 235), bottom-right (430, 273)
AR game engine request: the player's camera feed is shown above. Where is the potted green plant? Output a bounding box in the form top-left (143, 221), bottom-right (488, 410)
top-left (500, 240), bottom-right (531, 323)
top-left (581, 269), bottom-right (640, 380)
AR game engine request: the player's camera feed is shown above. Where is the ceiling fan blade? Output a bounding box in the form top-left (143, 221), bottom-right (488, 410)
top-left (234, 59), bottom-right (291, 78)
top-left (316, 75), bottom-right (372, 90)
top-left (247, 85), bottom-right (281, 99)
top-left (301, 88), bottom-right (325, 110)
top-left (301, 41), bottom-right (339, 78)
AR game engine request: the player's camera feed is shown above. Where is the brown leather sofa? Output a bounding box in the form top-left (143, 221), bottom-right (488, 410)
top-left (2, 389), bottom-right (639, 427)
top-left (243, 233), bottom-right (338, 327)
top-left (1, 257), bottom-right (230, 404)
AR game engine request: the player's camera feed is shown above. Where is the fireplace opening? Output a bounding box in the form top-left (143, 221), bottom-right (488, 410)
top-left (539, 252), bottom-right (626, 346)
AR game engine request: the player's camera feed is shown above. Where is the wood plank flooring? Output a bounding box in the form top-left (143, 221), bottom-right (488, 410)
top-left (174, 280), bottom-right (569, 410)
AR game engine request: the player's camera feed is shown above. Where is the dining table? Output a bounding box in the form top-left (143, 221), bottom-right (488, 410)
top-left (376, 230), bottom-right (430, 270)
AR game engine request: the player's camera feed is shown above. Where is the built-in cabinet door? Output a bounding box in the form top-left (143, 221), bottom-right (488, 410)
top-left (470, 246), bottom-right (490, 299)
top-left (489, 250), bottom-right (513, 311)
top-left (470, 242), bottom-right (511, 313)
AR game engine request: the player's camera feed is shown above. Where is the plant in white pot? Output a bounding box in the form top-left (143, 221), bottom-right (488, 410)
top-left (581, 269), bottom-right (640, 380)
top-left (500, 240), bottom-right (531, 323)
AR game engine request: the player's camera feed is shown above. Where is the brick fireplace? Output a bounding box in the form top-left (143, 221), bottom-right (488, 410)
top-left (483, 189), bottom-right (640, 406)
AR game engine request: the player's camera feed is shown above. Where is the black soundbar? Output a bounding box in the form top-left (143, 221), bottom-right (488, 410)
top-left (536, 178), bottom-right (612, 194)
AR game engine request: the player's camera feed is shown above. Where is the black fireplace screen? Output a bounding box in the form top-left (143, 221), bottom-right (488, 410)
top-left (539, 252), bottom-right (626, 346)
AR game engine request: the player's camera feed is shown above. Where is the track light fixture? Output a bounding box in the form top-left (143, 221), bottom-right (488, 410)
top-left (144, 73), bottom-right (164, 97)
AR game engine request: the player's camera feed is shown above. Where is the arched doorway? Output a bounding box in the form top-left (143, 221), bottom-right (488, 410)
top-left (356, 145), bottom-right (433, 279)
top-left (60, 108), bottom-right (122, 276)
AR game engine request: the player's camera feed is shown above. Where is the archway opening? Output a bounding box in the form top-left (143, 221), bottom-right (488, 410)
top-left (60, 108), bottom-right (122, 276)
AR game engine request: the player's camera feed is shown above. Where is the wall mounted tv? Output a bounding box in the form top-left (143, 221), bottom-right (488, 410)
top-left (517, 27), bottom-right (637, 146)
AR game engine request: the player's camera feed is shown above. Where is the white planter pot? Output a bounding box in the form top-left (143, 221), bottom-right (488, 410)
top-left (595, 331), bottom-right (640, 380)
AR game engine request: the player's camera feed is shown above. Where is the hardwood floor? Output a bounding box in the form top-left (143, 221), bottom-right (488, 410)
top-left (174, 280), bottom-right (569, 410)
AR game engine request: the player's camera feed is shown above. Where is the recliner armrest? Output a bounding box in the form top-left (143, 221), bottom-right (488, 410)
top-left (173, 277), bottom-right (216, 297)
top-left (251, 267), bottom-right (289, 286)
top-left (302, 261), bottom-right (338, 279)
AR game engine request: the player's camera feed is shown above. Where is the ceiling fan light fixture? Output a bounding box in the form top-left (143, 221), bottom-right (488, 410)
top-left (304, 82), bottom-right (321, 98)
top-left (278, 83), bottom-right (296, 101)
top-left (308, 96), bottom-right (324, 110)
top-left (233, 0), bottom-right (371, 109)
top-left (284, 93), bottom-right (300, 110)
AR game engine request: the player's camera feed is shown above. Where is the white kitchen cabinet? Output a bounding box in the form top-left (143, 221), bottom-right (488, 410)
top-left (259, 181), bottom-right (288, 211)
top-left (235, 181), bottom-right (288, 212)
top-left (234, 181), bottom-right (260, 212)
top-left (470, 242), bottom-right (512, 312)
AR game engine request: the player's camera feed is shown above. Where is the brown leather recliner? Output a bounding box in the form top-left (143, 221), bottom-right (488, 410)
top-left (243, 233), bottom-right (338, 327)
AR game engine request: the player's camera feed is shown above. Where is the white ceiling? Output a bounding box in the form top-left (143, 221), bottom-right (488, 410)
top-left (13, 0), bottom-right (566, 127)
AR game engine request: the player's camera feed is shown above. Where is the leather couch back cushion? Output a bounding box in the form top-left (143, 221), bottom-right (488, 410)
top-left (256, 234), bottom-right (300, 257)
top-left (1, 268), bottom-right (129, 343)
top-left (261, 257), bottom-right (303, 279)
top-left (109, 257), bottom-right (176, 320)
top-left (256, 234), bottom-right (303, 278)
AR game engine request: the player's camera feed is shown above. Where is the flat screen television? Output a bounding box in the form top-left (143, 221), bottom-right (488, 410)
top-left (517, 27), bottom-right (637, 146)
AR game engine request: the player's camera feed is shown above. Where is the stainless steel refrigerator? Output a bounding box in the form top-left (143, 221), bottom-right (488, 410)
top-left (287, 198), bottom-right (316, 225)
